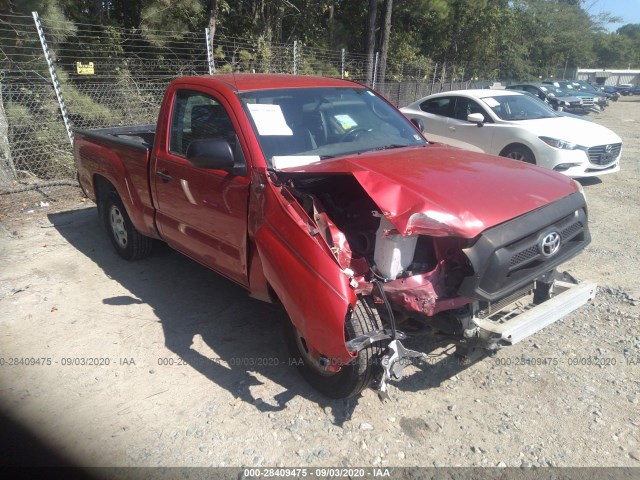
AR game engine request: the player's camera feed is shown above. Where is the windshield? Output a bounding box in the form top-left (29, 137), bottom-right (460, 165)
top-left (238, 87), bottom-right (426, 168)
top-left (540, 85), bottom-right (565, 96)
top-left (481, 94), bottom-right (558, 121)
top-left (558, 86), bottom-right (585, 96)
top-left (576, 83), bottom-right (598, 93)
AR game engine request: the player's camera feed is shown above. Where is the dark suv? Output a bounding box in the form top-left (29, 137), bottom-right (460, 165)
top-left (506, 83), bottom-right (582, 112)
top-left (543, 80), bottom-right (608, 109)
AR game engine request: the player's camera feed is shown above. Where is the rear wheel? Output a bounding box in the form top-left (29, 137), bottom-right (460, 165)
top-left (101, 190), bottom-right (153, 260)
top-left (500, 144), bottom-right (536, 164)
top-left (285, 297), bottom-right (384, 399)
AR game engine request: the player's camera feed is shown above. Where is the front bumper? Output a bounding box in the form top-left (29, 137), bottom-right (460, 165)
top-left (562, 160), bottom-right (620, 178)
top-left (374, 278), bottom-right (596, 397)
top-left (473, 280), bottom-right (596, 344)
top-left (538, 143), bottom-right (621, 178)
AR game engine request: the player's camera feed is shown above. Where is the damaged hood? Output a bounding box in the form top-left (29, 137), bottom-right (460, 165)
top-left (279, 145), bottom-right (579, 238)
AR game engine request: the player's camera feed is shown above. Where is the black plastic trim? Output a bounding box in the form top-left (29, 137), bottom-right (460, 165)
top-left (458, 192), bottom-right (590, 302)
top-left (74, 125), bottom-right (156, 151)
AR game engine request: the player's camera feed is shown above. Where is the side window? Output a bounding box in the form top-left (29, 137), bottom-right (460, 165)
top-left (525, 86), bottom-right (542, 99)
top-left (419, 97), bottom-right (452, 117)
top-left (169, 91), bottom-right (238, 157)
top-left (453, 97), bottom-right (488, 121)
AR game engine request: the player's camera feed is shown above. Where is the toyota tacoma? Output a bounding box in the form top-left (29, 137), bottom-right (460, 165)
top-left (74, 74), bottom-right (596, 399)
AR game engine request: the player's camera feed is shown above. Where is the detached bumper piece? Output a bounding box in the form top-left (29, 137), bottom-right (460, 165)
top-left (373, 279), bottom-right (596, 398)
top-left (473, 280), bottom-right (596, 345)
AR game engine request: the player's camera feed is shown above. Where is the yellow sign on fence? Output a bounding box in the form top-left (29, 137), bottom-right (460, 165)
top-left (76, 62), bottom-right (95, 75)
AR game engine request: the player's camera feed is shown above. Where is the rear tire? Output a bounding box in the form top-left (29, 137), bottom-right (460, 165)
top-left (500, 144), bottom-right (536, 164)
top-left (285, 297), bottom-right (384, 399)
top-left (101, 190), bottom-right (153, 260)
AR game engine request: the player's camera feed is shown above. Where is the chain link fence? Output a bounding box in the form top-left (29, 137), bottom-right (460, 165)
top-left (0, 13), bottom-right (479, 220)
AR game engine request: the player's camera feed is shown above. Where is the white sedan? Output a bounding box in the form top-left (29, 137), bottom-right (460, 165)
top-left (400, 89), bottom-right (622, 177)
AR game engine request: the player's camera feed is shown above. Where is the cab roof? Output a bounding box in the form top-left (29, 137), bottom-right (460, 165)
top-left (174, 74), bottom-right (361, 92)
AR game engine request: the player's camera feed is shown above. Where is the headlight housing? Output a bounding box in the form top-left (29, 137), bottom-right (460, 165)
top-left (572, 179), bottom-right (586, 202)
top-left (539, 136), bottom-right (580, 150)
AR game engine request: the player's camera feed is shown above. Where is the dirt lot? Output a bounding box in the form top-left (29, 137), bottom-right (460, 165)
top-left (1, 97), bottom-right (639, 470)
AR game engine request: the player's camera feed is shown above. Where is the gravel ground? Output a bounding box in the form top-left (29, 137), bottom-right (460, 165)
top-left (0, 97), bottom-right (639, 470)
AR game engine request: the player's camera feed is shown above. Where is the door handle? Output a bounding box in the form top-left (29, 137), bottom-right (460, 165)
top-left (449, 126), bottom-right (456, 131)
top-left (156, 171), bottom-right (173, 181)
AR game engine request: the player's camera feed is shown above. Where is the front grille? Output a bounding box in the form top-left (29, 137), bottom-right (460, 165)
top-left (510, 245), bottom-right (539, 267)
top-left (507, 214), bottom-right (582, 271)
top-left (588, 143), bottom-right (622, 166)
top-left (581, 96), bottom-right (595, 106)
top-left (509, 221), bottom-right (583, 269)
top-left (561, 221), bottom-right (583, 241)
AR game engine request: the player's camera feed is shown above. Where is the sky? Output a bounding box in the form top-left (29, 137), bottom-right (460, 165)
top-left (585, 0), bottom-right (640, 31)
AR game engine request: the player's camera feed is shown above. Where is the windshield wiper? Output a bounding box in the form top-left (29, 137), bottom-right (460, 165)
top-left (374, 144), bottom-right (410, 151)
top-left (355, 144), bottom-right (414, 155)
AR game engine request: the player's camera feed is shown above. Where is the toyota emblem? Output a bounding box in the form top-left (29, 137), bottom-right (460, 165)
top-left (540, 232), bottom-right (561, 257)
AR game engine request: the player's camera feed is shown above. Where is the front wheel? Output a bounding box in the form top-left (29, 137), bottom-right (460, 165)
top-left (500, 144), bottom-right (536, 164)
top-left (101, 190), bottom-right (153, 260)
top-left (285, 297), bottom-right (384, 399)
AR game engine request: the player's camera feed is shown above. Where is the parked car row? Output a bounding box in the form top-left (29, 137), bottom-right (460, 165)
top-left (567, 80), bottom-right (617, 103)
top-left (505, 83), bottom-right (587, 113)
top-left (503, 79), bottom-right (623, 115)
top-left (614, 84), bottom-right (640, 96)
top-left (400, 88), bottom-right (622, 178)
top-left (543, 80), bottom-right (614, 110)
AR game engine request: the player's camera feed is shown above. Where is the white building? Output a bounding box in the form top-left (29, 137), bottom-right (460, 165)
top-left (576, 69), bottom-right (640, 86)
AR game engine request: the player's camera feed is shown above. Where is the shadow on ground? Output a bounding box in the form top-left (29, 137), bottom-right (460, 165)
top-left (50, 207), bottom-right (476, 423)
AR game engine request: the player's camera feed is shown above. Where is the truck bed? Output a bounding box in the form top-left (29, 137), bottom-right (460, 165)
top-left (73, 124), bottom-right (158, 238)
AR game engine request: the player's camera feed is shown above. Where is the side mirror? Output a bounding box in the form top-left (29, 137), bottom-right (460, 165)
top-left (186, 139), bottom-right (235, 170)
top-left (410, 118), bottom-right (425, 132)
top-left (467, 112), bottom-right (485, 127)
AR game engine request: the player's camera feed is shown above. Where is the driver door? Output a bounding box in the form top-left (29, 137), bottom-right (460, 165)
top-left (152, 89), bottom-right (250, 285)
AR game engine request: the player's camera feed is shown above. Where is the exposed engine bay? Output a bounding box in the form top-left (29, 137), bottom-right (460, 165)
top-left (276, 172), bottom-right (483, 396)
top-left (275, 171), bottom-right (595, 397)
top-left (282, 173), bottom-right (474, 317)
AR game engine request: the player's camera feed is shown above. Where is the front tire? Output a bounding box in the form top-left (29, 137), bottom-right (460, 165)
top-left (500, 144), bottom-right (536, 164)
top-left (285, 297), bottom-right (384, 399)
top-left (101, 191), bottom-right (153, 260)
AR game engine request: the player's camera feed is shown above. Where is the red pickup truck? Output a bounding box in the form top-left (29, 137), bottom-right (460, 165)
top-left (74, 74), bottom-right (596, 399)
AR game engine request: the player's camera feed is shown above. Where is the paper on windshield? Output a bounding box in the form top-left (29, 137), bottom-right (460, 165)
top-left (334, 114), bottom-right (358, 130)
top-left (483, 98), bottom-right (500, 108)
top-left (272, 155), bottom-right (321, 170)
top-left (247, 104), bottom-right (293, 136)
